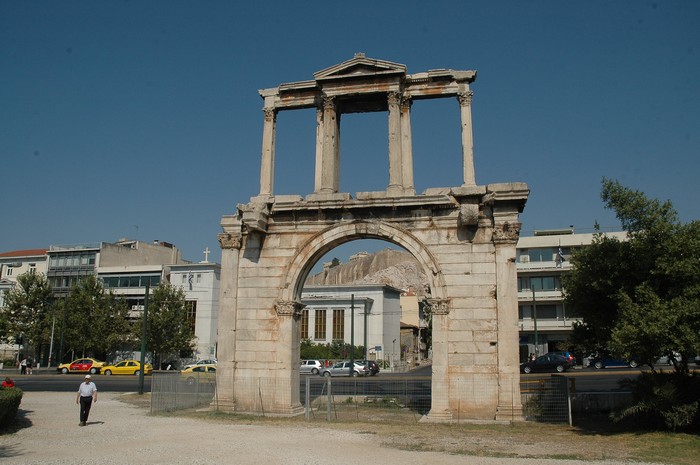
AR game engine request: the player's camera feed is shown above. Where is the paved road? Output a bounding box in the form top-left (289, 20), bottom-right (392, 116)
top-left (4, 365), bottom-right (646, 394)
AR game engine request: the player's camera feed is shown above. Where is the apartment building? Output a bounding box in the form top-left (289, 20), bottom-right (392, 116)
top-left (516, 229), bottom-right (627, 361)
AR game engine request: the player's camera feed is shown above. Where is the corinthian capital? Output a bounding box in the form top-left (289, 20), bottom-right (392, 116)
top-left (457, 91), bottom-right (474, 107)
top-left (322, 95), bottom-right (336, 111)
top-left (425, 298), bottom-right (450, 316)
top-left (275, 300), bottom-right (306, 319)
top-left (218, 233), bottom-right (242, 250)
top-left (263, 107), bottom-right (276, 123)
top-left (387, 91), bottom-right (401, 106)
top-left (492, 222), bottom-right (521, 244)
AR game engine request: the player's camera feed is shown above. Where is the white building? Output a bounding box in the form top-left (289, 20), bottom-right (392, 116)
top-left (169, 261), bottom-right (220, 361)
top-left (0, 248), bottom-right (48, 308)
top-left (301, 284), bottom-right (403, 362)
top-left (515, 228), bottom-right (627, 360)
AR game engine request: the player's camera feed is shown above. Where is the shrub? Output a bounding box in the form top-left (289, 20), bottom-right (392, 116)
top-left (0, 387), bottom-right (23, 428)
top-left (611, 372), bottom-right (700, 432)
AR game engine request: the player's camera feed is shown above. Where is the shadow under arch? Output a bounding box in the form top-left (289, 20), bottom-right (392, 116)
top-left (280, 220), bottom-right (447, 302)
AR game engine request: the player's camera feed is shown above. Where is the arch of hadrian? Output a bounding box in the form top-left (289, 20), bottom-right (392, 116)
top-left (217, 54), bottom-right (529, 421)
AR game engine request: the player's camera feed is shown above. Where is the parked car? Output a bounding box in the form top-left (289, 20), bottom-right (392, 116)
top-left (101, 359), bottom-right (153, 376)
top-left (548, 351), bottom-right (576, 366)
top-left (181, 364), bottom-right (216, 385)
top-left (590, 357), bottom-right (638, 369)
top-left (183, 359), bottom-right (217, 370)
top-left (300, 359), bottom-right (323, 375)
top-left (358, 360), bottom-right (380, 376)
top-left (57, 358), bottom-right (105, 375)
top-left (655, 352), bottom-right (681, 366)
top-left (520, 354), bottom-right (572, 374)
top-left (320, 361), bottom-right (369, 377)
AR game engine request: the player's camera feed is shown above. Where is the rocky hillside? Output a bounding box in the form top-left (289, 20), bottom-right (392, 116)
top-left (305, 248), bottom-right (429, 295)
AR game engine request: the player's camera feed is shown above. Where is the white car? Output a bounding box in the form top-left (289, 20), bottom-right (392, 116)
top-left (320, 361), bottom-right (369, 377)
top-left (300, 359), bottom-right (323, 375)
top-left (183, 359), bottom-right (218, 370)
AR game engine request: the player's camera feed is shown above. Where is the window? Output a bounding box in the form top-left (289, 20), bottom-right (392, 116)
top-left (519, 304), bottom-right (559, 320)
top-left (29, 264), bottom-right (36, 274)
top-left (6, 268), bottom-right (12, 276)
top-left (528, 248), bottom-right (554, 262)
top-left (196, 273), bottom-right (202, 283)
top-left (519, 276), bottom-right (560, 291)
top-left (314, 309), bottom-right (326, 340)
top-left (332, 309), bottom-right (344, 340)
top-left (300, 309), bottom-right (309, 339)
top-left (186, 301), bottom-right (197, 332)
top-left (181, 274), bottom-right (187, 284)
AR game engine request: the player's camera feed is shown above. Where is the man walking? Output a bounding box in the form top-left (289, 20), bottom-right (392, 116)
top-left (76, 374), bottom-right (97, 426)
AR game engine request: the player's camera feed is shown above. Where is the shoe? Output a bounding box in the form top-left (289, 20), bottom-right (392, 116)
top-left (79, 421), bottom-right (86, 426)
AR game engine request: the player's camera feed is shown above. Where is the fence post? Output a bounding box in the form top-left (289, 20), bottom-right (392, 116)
top-left (305, 376), bottom-right (310, 421)
top-left (326, 378), bottom-right (332, 422)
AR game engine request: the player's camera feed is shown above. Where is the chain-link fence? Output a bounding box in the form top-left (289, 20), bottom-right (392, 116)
top-left (520, 375), bottom-right (572, 424)
top-left (150, 372), bottom-right (573, 424)
top-left (150, 371), bottom-right (217, 414)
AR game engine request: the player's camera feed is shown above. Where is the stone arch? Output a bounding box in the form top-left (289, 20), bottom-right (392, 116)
top-left (217, 55), bottom-right (529, 421)
top-left (280, 220), bottom-right (446, 303)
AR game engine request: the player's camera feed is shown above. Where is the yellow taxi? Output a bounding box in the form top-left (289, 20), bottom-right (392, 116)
top-left (57, 358), bottom-right (106, 375)
top-left (100, 359), bottom-right (152, 376)
top-left (180, 364), bottom-right (216, 385)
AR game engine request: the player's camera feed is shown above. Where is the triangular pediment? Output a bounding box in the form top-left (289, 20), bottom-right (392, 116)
top-left (314, 53), bottom-right (406, 81)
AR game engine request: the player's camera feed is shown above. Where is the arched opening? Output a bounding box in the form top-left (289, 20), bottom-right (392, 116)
top-left (298, 238), bottom-right (432, 370)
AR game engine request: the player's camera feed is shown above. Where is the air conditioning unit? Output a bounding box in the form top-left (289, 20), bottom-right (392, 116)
top-left (519, 255), bottom-right (530, 263)
top-left (131, 305), bottom-right (144, 311)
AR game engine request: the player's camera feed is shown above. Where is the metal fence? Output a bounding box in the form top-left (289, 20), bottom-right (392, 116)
top-left (150, 371), bottom-right (217, 414)
top-left (150, 372), bottom-right (573, 424)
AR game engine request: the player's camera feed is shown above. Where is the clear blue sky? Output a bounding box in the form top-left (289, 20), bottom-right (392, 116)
top-left (2, 1), bottom-right (698, 266)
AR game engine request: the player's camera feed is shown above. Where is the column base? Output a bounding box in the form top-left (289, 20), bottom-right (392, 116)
top-left (420, 408), bottom-right (453, 422)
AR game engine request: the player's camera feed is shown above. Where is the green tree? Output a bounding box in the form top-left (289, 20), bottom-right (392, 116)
top-left (143, 282), bottom-right (195, 367)
top-left (61, 275), bottom-right (132, 360)
top-left (564, 179), bottom-right (700, 373)
top-left (2, 272), bottom-right (53, 357)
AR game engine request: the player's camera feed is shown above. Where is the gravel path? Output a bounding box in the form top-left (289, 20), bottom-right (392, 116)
top-left (1, 392), bottom-right (660, 465)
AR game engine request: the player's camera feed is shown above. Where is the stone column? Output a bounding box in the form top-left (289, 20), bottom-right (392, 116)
top-left (458, 91), bottom-right (476, 186)
top-left (387, 91), bottom-right (403, 195)
top-left (400, 96), bottom-right (415, 195)
top-left (319, 95), bottom-right (340, 194)
top-left (425, 298), bottom-right (453, 420)
top-left (214, 231), bottom-right (242, 411)
top-left (259, 107), bottom-right (277, 197)
top-left (314, 105), bottom-right (323, 193)
top-left (274, 300), bottom-right (305, 415)
top-left (492, 221), bottom-right (524, 421)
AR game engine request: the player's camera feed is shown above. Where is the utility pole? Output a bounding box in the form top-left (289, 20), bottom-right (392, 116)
top-left (138, 282), bottom-right (149, 395)
top-left (350, 294), bottom-right (354, 376)
top-left (531, 286), bottom-right (539, 357)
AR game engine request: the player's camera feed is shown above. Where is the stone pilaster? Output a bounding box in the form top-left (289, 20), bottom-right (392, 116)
top-left (424, 298), bottom-right (453, 421)
top-left (492, 221), bottom-right (524, 421)
top-left (213, 232), bottom-right (242, 411)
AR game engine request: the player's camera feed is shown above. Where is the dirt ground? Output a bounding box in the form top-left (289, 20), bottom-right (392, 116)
top-left (0, 391), bottom-right (665, 465)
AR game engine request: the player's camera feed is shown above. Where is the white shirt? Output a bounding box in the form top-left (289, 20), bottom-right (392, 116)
top-left (78, 381), bottom-right (97, 397)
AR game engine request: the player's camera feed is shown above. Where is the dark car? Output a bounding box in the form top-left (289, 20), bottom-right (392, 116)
top-left (591, 357), bottom-right (638, 369)
top-left (358, 360), bottom-right (380, 376)
top-left (549, 351), bottom-right (576, 366)
top-left (520, 354), bottom-right (572, 374)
